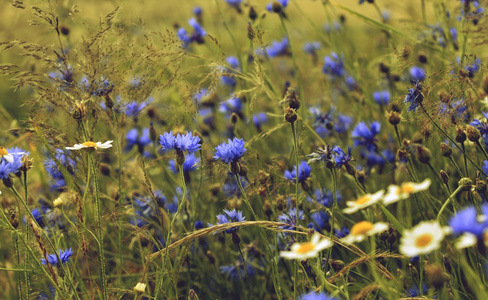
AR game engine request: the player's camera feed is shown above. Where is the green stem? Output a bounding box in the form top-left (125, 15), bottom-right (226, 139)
top-left (88, 152), bottom-right (108, 300)
top-left (437, 185), bottom-right (463, 223)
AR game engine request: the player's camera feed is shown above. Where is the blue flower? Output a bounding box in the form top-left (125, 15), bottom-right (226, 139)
top-left (332, 146), bottom-right (352, 168)
top-left (449, 203), bottom-right (488, 237)
top-left (303, 42), bottom-right (321, 55)
top-left (169, 153), bottom-right (200, 173)
top-left (159, 131), bottom-right (201, 154)
top-left (260, 38), bottom-right (290, 58)
top-left (219, 96), bottom-right (243, 118)
top-left (351, 122), bottom-right (380, 151)
top-left (409, 66), bottom-right (426, 82)
top-left (193, 6), bottom-right (202, 16)
top-left (178, 18), bottom-right (206, 47)
top-left (322, 52), bottom-right (345, 78)
top-left (124, 99), bottom-right (151, 118)
top-left (215, 209), bottom-right (246, 233)
top-left (252, 112), bottom-right (268, 130)
top-left (44, 149), bottom-right (76, 191)
top-left (266, 0), bottom-right (289, 12)
top-left (308, 210), bottom-right (330, 232)
top-left (439, 99), bottom-right (469, 123)
top-left (222, 173), bottom-right (249, 198)
top-left (220, 259), bottom-right (255, 281)
top-left (373, 90), bottom-right (391, 105)
top-left (470, 112), bottom-right (488, 137)
top-left (221, 56), bottom-right (240, 88)
top-left (299, 291), bottom-right (338, 300)
top-left (214, 138), bottom-right (246, 164)
top-left (308, 189), bottom-right (342, 208)
top-left (334, 226), bottom-right (350, 238)
top-left (0, 161), bottom-right (12, 180)
top-left (404, 81), bottom-right (423, 112)
top-left (483, 161), bottom-right (488, 176)
top-left (92, 77), bottom-right (114, 97)
top-left (278, 208), bottom-right (304, 231)
top-left (284, 161), bottom-right (311, 183)
top-left (41, 248), bottom-right (73, 266)
top-left (126, 128), bottom-right (152, 152)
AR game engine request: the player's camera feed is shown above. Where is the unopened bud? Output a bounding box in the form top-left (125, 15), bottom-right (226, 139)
top-left (264, 201), bottom-right (273, 218)
top-left (249, 6), bottom-right (258, 21)
top-left (416, 146), bottom-right (431, 164)
top-left (149, 123), bottom-right (157, 142)
top-left (440, 170), bottom-right (449, 185)
top-left (230, 113), bottom-right (239, 124)
top-left (458, 177), bottom-right (473, 191)
top-left (271, 1), bottom-right (283, 13)
top-left (231, 232), bottom-right (241, 244)
top-left (482, 76), bottom-right (488, 94)
top-left (466, 125), bottom-right (481, 142)
top-left (100, 163), bottom-right (110, 176)
top-left (72, 100), bottom-right (87, 120)
top-left (440, 142), bottom-right (452, 157)
top-left (247, 22), bottom-right (255, 40)
top-left (379, 62), bottom-right (390, 74)
top-left (284, 107), bottom-right (297, 123)
top-left (418, 52), bottom-right (428, 64)
top-left (285, 88), bottom-right (300, 110)
top-left (387, 111), bottom-right (401, 126)
top-left (455, 126), bottom-right (467, 143)
top-left (425, 263), bottom-right (449, 290)
top-left (439, 90), bottom-right (450, 103)
top-left (356, 169), bottom-right (366, 185)
top-left (206, 250), bottom-right (216, 264)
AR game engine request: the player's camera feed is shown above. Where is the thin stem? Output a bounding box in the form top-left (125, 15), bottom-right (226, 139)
top-left (88, 152), bottom-right (108, 300)
top-left (437, 185), bottom-right (463, 223)
top-left (237, 243), bottom-right (254, 300)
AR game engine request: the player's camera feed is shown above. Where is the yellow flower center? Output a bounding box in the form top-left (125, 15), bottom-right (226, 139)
top-left (0, 147), bottom-right (8, 156)
top-left (401, 183), bottom-right (414, 194)
top-left (415, 234), bottom-right (433, 248)
top-left (296, 242), bottom-right (315, 254)
top-left (351, 221), bottom-right (374, 236)
top-left (82, 141), bottom-right (98, 148)
top-left (356, 195), bottom-right (372, 205)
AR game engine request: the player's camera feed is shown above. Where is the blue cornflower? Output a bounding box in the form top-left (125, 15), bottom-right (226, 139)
top-left (220, 259), bottom-right (255, 281)
top-left (322, 52), bottom-right (345, 78)
top-left (409, 66), bottom-right (426, 82)
top-left (215, 209), bottom-right (246, 233)
top-left (177, 27), bottom-right (190, 48)
top-left (219, 96), bottom-right (243, 118)
top-left (373, 90), bottom-right (391, 105)
top-left (334, 226), bottom-right (350, 238)
top-left (222, 173), bottom-right (249, 198)
top-left (299, 291), bottom-right (338, 300)
top-left (303, 42), bottom-right (320, 55)
top-left (159, 131), bottom-right (201, 154)
top-left (214, 138), bottom-right (246, 164)
top-left (483, 161), bottom-right (488, 176)
top-left (193, 6), bottom-right (202, 16)
top-left (92, 77), bottom-right (114, 97)
top-left (345, 76), bottom-right (357, 91)
top-left (221, 56), bottom-right (240, 88)
top-left (45, 149), bottom-right (76, 191)
top-left (252, 112), bottom-right (268, 130)
top-left (124, 98), bottom-right (152, 118)
top-left (0, 161), bottom-right (12, 180)
top-left (470, 112), bottom-right (488, 137)
top-left (284, 161), bottom-right (311, 183)
top-left (262, 38), bottom-right (290, 58)
top-left (169, 153), bottom-right (200, 173)
top-left (308, 210), bottom-right (330, 232)
top-left (225, 0), bottom-right (242, 10)
top-left (332, 146), bottom-right (352, 168)
top-left (41, 248), bottom-right (73, 266)
top-left (195, 220), bottom-right (205, 230)
top-left (178, 18), bottom-right (206, 47)
top-left (126, 128), bottom-right (152, 155)
top-left (465, 58), bottom-right (481, 77)
top-left (278, 208), bottom-right (304, 231)
top-left (266, 0), bottom-right (289, 12)
top-left (404, 81), bottom-right (424, 112)
top-left (351, 122), bottom-right (380, 151)
top-left (449, 203), bottom-right (488, 237)
top-left (308, 188), bottom-right (342, 208)
top-left (440, 99), bottom-right (469, 123)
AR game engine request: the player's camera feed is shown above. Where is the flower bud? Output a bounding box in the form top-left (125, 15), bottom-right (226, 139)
top-left (271, 1), bottom-right (283, 13)
top-left (440, 142), bottom-right (452, 157)
top-left (285, 88), bottom-right (300, 110)
top-left (71, 100), bottom-right (87, 120)
top-left (416, 146), bottom-right (431, 164)
top-left (425, 263), bottom-right (449, 290)
top-left (440, 170), bottom-right (449, 185)
top-left (356, 169), bottom-right (366, 185)
top-left (455, 126), bottom-right (466, 143)
top-left (247, 22), bottom-right (255, 40)
top-left (100, 163), bottom-right (111, 176)
top-left (284, 107), bottom-right (297, 123)
top-left (466, 125), bottom-right (481, 142)
top-left (482, 76), bottom-right (488, 94)
top-left (418, 52), bottom-right (427, 64)
top-left (149, 123), bottom-right (157, 143)
top-left (458, 177), bottom-right (473, 191)
top-left (206, 250), bottom-right (216, 264)
top-left (230, 113), bottom-right (239, 124)
top-left (231, 232), bottom-right (241, 244)
top-left (249, 6), bottom-right (258, 20)
top-left (386, 111), bottom-right (401, 126)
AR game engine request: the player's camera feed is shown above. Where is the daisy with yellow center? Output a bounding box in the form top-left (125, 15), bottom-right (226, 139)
top-left (382, 179), bottom-right (431, 206)
top-left (66, 141), bottom-right (113, 151)
top-left (399, 221), bottom-right (450, 257)
top-left (0, 146), bottom-right (25, 163)
top-left (280, 232), bottom-right (333, 260)
top-left (342, 190), bottom-right (385, 214)
top-left (340, 221), bottom-right (389, 244)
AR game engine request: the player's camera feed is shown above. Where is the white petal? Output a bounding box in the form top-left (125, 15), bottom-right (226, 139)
top-left (455, 233), bottom-right (477, 249)
top-left (4, 154), bottom-right (14, 163)
top-left (315, 238), bottom-right (333, 251)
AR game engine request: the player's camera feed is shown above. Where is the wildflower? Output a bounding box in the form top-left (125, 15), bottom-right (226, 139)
top-left (159, 131), bottom-right (201, 154)
top-left (178, 18), bottom-right (206, 47)
top-left (126, 128), bottom-right (152, 153)
top-left (284, 161), bottom-right (311, 183)
top-left (331, 146), bottom-right (353, 169)
top-left (261, 37), bottom-right (290, 58)
top-left (308, 211), bottom-right (330, 232)
top-left (342, 190), bottom-right (384, 214)
top-left (220, 258), bottom-right (255, 281)
top-left (373, 90), bottom-right (391, 105)
top-left (280, 232), bottom-right (333, 260)
top-left (66, 141), bottom-right (113, 151)
top-left (278, 208), bottom-right (304, 231)
top-left (44, 149), bottom-right (75, 191)
top-left (299, 291), bottom-right (338, 300)
top-left (404, 81), bottom-right (423, 112)
top-left (252, 112), bottom-right (268, 131)
top-left (308, 188), bottom-right (342, 208)
top-left (470, 112), bottom-right (488, 137)
top-left (133, 282), bottom-right (146, 293)
top-left (124, 99), bottom-right (151, 118)
top-left (92, 77), bottom-right (114, 97)
top-left (214, 209), bottom-right (246, 233)
top-left (222, 173), bottom-right (249, 198)
top-left (214, 138), bottom-right (246, 164)
top-left (409, 66), bottom-right (426, 82)
top-left (449, 203), bottom-right (488, 237)
top-left (0, 146), bottom-right (25, 164)
top-left (303, 42), bottom-right (320, 55)
top-left (53, 197), bottom-right (63, 208)
top-left (334, 227), bottom-right (350, 238)
top-left (340, 221), bottom-right (389, 244)
top-left (399, 221), bottom-right (449, 257)
top-left (351, 122), bottom-right (380, 151)
top-left (219, 96), bottom-right (243, 118)
top-left (440, 99), bottom-right (469, 124)
top-left (41, 248), bottom-right (73, 266)
top-left (383, 179), bottom-right (431, 205)
top-left (322, 52), bottom-right (345, 78)
top-left (266, 0), bottom-right (289, 13)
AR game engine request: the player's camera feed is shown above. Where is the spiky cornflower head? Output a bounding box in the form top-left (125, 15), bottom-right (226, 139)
top-left (383, 179), bottom-right (431, 205)
top-left (159, 131), bottom-right (201, 154)
top-left (351, 121), bottom-right (380, 151)
top-left (409, 66), bottom-right (426, 82)
top-left (124, 99), bottom-right (151, 118)
top-left (331, 146), bottom-right (353, 169)
top-left (299, 291), bottom-right (338, 300)
top-left (278, 208), bottom-right (304, 231)
top-left (322, 52), bottom-right (345, 78)
top-left (284, 161), bottom-right (311, 183)
top-left (373, 90), bottom-right (391, 105)
top-left (41, 248), bottom-right (73, 266)
top-left (280, 232), bottom-right (333, 260)
top-left (308, 188), bottom-right (342, 208)
top-left (399, 221), bottom-right (450, 257)
top-left (126, 128), bottom-right (152, 152)
top-left (404, 81), bottom-right (423, 112)
top-left (303, 41), bottom-right (321, 55)
top-left (340, 221), bottom-right (389, 244)
top-left (342, 190), bottom-right (385, 214)
top-left (214, 137), bottom-right (246, 164)
top-left (214, 209), bottom-right (246, 234)
top-left (257, 37), bottom-right (290, 58)
top-left (66, 141), bottom-right (113, 151)
top-left (449, 203), bottom-right (488, 237)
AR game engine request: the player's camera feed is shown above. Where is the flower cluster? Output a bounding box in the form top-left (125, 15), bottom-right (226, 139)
top-left (159, 131), bottom-right (201, 154)
top-left (214, 138), bottom-right (246, 164)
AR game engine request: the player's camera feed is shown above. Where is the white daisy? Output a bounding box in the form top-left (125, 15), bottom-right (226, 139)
top-left (455, 230), bottom-right (488, 249)
top-left (341, 221), bottom-right (389, 244)
top-left (280, 232), bottom-right (333, 260)
top-left (342, 190), bottom-right (385, 214)
top-left (66, 141), bottom-right (113, 151)
top-left (0, 146), bottom-right (26, 163)
top-left (383, 179), bottom-right (431, 205)
top-left (399, 221), bottom-right (449, 257)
